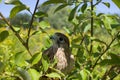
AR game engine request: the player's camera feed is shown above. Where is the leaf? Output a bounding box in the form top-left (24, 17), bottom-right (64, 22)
top-left (15, 51), bottom-right (26, 66)
top-left (92, 39), bottom-right (107, 45)
top-left (42, 55), bottom-right (49, 72)
top-left (81, 3), bottom-right (87, 13)
top-left (0, 62), bottom-right (5, 73)
top-left (97, 13), bottom-right (104, 17)
top-left (39, 21), bottom-right (50, 29)
top-left (46, 72), bottom-right (61, 79)
top-left (112, 0), bottom-right (120, 8)
top-left (29, 52), bottom-right (42, 65)
top-left (80, 69), bottom-right (89, 80)
top-left (35, 11), bottom-right (48, 18)
top-left (10, 5), bottom-right (28, 18)
top-left (111, 24), bottom-right (120, 29)
top-left (68, 5), bottom-right (79, 21)
top-left (31, 31), bottom-right (42, 36)
top-left (99, 53), bottom-right (120, 66)
top-left (102, 2), bottom-right (110, 8)
top-left (54, 4), bottom-right (67, 13)
top-left (28, 68), bottom-right (41, 80)
top-left (0, 30), bottom-right (9, 42)
top-left (17, 67), bottom-right (31, 80)
top-left (4, 0), bottom-right (22, 5)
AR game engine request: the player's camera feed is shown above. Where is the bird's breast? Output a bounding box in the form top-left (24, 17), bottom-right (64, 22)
top-left (54, 48), bottom-right (68, 70)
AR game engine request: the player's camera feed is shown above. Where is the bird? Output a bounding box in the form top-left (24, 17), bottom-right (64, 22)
top-left (42, 32), bottom-right (74, 74)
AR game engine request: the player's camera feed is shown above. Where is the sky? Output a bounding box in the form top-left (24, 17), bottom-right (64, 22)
top-left (0, 0), bottom-right (120, 17)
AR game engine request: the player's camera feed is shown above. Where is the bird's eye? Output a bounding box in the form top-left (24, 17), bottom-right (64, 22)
top-left (59, 37), bottom-right (64, 41)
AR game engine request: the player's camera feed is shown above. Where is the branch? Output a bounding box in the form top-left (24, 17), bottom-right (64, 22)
top-left (26, 0), bottom-right (40, 50)
top-left (0, 13), bottom-right (32, 56)
top-left (90, 0), bottom-right (94, 54)
top-left (92, 31), bottom-right (120, 69)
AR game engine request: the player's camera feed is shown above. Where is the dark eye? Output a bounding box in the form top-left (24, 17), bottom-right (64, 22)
top-left (59, 37), bottom-right (64, 41)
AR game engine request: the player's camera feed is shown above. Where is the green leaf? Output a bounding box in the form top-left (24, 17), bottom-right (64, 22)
top-left (29, 52), bottom-right (42, 65)
top-left (42, 55), bottom-right (49, 72)
top-left (46, 72), bottom-right (61, 79)
top-left (17, 67), bottom-right (31, 80)
top-left (15, 51), bottom-right (26, 66)
top-left (80, 69), bottom-right (89, 80)
top-left (102, 2), bottom-right (110, 8)
top-left (28, 68), bottom-right (41, 80)
top-left (31, 31), bottom-right (42, 36)
top-left (0, 30), bottom-right (9, 42)
top-left (0, 62), bottom-right (5, 73)
top-left (4, 0), bottom-right (22, 5)
top-left (54, 4), bottom-right (67, 13)
top-left (111, 24), bottom-right (120, 29)
top-left (81, 3), bottom-right (87, 13)
top-left (10, 5), bottom-right (28, 18)
top-left (39, 21), bottom-right (50, 29)
top-left (68, 5), bottom-right (79, 21)
top-left (99, 53), bottom-right (120, 66)
top-left (35, 11), bottom-right (48, 18)
top-left (92, 39), bottom-right (107, 45)
top-left (112, 0), bottom-right (120, 8)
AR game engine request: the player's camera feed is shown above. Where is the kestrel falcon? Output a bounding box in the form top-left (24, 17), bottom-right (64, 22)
top-left (43, 32), bottom-right (74, 74)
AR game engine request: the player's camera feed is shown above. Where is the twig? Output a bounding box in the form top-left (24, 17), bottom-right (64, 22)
top-left (90, 0), bottom-right (94, 54)
top-left (101, 66), bottom-right (115, 80)
top-left (26, 0), bottom-right (40, 51)
top-left (0, 13), bottom-right (32, 56)
top-left (92, 31), bottom-right (120, 70)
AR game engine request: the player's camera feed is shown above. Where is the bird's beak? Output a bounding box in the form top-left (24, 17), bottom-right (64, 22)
top-left (50, 35), bottom-right (54, 40)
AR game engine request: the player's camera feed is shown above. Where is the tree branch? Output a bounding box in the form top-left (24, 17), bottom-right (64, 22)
top-left (92, 31), bottom-right (120, 70)
top-left (0, 12), bottom-right (32, 56)
top-left (90, 0), bottom-right (94, 54)
top-left (26, 0), bottom-right (40, 51)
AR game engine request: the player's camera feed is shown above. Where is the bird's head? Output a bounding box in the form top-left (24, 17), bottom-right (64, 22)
top-left (50, 32), bottom-right (70, 48)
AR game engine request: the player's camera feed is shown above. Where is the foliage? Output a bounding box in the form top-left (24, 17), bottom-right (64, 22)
top-left (0, 0), bottom-right (120, 80)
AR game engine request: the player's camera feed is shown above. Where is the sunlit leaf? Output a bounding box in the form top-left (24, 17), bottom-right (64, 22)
top-left (112, 0), bottom-right (120, 8)
top-left (10, 5), bottom-right (29, 18)
top-left (42, 55), bottom-right (49, 72)
top-left (31, 31), bottom-right (42, 36)
top-left (102, 2), bottom-right (110, 8)
top-left (5, 0), bottom-right (22, 5)
top-left (39, 21), bottom-right (50, 29)
top-left (0, 30), bottom-right (9, 42)
top-left (68, 5), bottom-right (79, 21)
top-left (54, 4), bottom-right (67, 13)
top-left (80, 69), bottom-right (89, 80)
top-left (46, 72), bottom-right (61, 79)
top-left (81, 3), bottom-right (87, 13)
top-left (29, 52), bottom-right (42, 65)
top-left (28, 68), bottom-right (40, 80)
top-left (17, 67), bottom-right (31, 80)
top-left (15, 51), bottom-right (26, 66)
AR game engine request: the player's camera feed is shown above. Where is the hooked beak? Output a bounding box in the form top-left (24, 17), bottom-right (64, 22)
top-left (50, 35), bottom-right (54, 40)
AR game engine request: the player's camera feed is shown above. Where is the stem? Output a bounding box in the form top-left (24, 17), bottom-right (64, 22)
top-left (92, 31), bottom-right (120, 70)
top-left (90, 0), bottom-right (94, 54)
top-left (0, 13), bottom-right (32, 56)
top-left (26, 0), bottom-right (40, 51)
